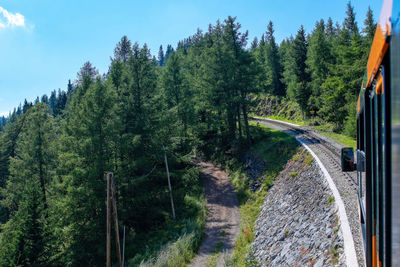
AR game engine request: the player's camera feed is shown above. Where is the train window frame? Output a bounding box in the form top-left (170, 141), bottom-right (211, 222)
top-left (369, 67), bottom-right (387, 266)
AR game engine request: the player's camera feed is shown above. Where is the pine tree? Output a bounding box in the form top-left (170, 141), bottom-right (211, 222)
top-left (326, 17), bottom-right (335, 38)
top-left (114, 35), bottom-right (132, 62)
top-left (75, 61), bottom-right (99, 86)
top-left (58, 78), bottom-right (115, 265)
top-left (66, 79), bottom-right (75, 103)
top-left (250, 37), bottom-right (258, 51)
top-left (264, 21), bottom-right (284, 95)
top-left (0, 103), bottom-right (56, 266)
top-left (165, 44), bottom-right (174, 64)
top-left (363, 6), bottom-right (376, 44)
top-left (319, 76), bottom-right (348, 127)
top-left (49, 90), bottom-right (57, 115)
top-left (22, 99), bottom-right (32, 113)
top-left (41, 94), bottom-right (49, 104)
top-left (162, 51), bottom-right (192, 147)
top-left (282, 36), bottom-right (296, 99)
top-left (197, 17), bottom-right (256, 147)
top-left (306, 19), bottom-right (333, 111)
top-left (158, 45), bottom-right (165, 66)
top-left (292, 25), bottom-right (311, 113)
top-left (111, 42), bottom-right (164, 232)
top-left (55, 89), bottom-right (67, 116)
top-left (254, 34), bottom-right (269, 94)
top-left (344, 1), bottom-right (359, 37)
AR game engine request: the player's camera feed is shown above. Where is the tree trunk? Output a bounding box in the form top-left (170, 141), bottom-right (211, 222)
top-left (237, 104), bottom-right (242, 140)
top-left (242, 101), bottom-right (251, 145)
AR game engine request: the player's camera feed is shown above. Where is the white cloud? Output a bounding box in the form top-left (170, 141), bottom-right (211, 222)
top-left (0, 6), bottom-right (25, 29)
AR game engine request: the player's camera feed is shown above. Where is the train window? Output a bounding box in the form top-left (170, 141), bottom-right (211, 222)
top-left (341, 147), bottom-right (355, 171)
top-left (370, 89), bottom-right (378, 265)
top-left (371, 70), bottom-right (385, 266)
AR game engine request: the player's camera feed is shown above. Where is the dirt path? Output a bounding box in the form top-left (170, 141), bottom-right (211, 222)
top-left (190, 162), bottom-right (241, 267)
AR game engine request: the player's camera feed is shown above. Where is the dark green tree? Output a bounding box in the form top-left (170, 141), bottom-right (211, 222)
top-left (162, 51), bottom-right (193, 148)
top-left (326, 17), bottom-right (335, 38)
top-left (264, 21), bottom-right (284, 95)
top-left (284, 25), bottom-right (310, 113)
top-left (158, 45), bottom-right (165, 66)
top-left (165, 44), bottom-right (174, 64)
top-left (114, 35), bottom-right (132, 62)
top-left (41, 94), bottom-right (49, 104)
top-left (57, 78), bottom-right (115, 266)
top-left (0, 103), bottom-right (56, 266)
top-left (344, 1), bottom-right (359, 36)
top-left (250, 37), bottom-right (258, 51)
top-left (363, 6), bottom-right (376, 44)
top-left (75, 61), bottom-right (99, 86)
top-left (306, 19), bottom-right (333, 111)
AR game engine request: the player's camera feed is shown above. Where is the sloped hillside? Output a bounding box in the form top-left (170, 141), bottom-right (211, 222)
top-left (251, 148), bottom-right (345, 266)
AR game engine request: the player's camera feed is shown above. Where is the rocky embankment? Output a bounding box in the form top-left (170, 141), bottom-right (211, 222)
top-left (250, 148), bottom-right (346, 266)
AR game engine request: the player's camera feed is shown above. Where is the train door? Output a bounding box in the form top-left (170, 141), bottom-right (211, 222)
top-left (368, 66), bottom-right (388, 267)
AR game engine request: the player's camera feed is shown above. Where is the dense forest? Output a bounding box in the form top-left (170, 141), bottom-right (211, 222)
top-left (0, 2), bottom-right (375, 265)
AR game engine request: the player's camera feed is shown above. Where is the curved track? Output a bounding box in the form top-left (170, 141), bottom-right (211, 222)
top-left (253, 117), bottom-right (365, 266)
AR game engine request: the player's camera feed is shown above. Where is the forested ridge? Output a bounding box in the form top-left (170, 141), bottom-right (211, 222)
top-left (0, 2), bottom-right (375, 265)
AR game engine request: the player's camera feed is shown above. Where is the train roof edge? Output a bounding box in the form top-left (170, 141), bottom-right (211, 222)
top-left (357, 0), bottom-right (393, 116)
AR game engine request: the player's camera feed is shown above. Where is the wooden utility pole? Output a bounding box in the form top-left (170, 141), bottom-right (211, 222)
top-left (163, 146), bottom-right (176, 219)
top-left (106, 173), bottom-right (111, 267)
top-left (106, 172), bottom-right (122, 267)
top-left (110, 173), bottom-right (122, 267)
top-left (122, 225), bottom-right (126, 267)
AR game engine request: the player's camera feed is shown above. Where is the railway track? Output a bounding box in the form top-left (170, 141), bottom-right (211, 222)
top-left (252, 118), bottom-right (358, 192)
top-left (252, 117), bottom-right (365, 266)
top-left (253, 118), bottom-right (359, 191)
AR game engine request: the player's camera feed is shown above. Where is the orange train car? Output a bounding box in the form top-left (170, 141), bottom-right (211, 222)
top-left (342, 0), bottom-right (400, 266)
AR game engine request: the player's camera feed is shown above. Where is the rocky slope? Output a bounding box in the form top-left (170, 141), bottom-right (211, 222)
top-left (250, 148), bottom-right (346, 266)
top-left (250, 94), bottom-right (303, 122)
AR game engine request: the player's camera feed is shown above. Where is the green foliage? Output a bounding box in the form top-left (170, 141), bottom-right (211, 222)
top-left (280, 25), bottom-right (311, 113)
top-left (306, 19), bottom-right (333, 111)
top-left (304, 153), bottom-right (314, 166)
top-left (363, 7), bottom-right (376, 44)
top-left (252, 2), bottom-right (374, 138)
top-left (319, 76), bottom-right (348, 128)
top-left (229, 124), bottom-right (298, 266)
top-left (131, 167), bottom-right (206, 266)
top-left (0, 2), bottom-right (376, 264)
top-left (326, 196), bottom-right (335, 206)
top-left (344, 101), bottom-right (357, 138)
top-left (344, 1), bottom-right (359, 36)
top-left (57, 78), bottom-right (116, 266)
top-left (0, 104), bottom-right (57, 266)
top-left (263, 21), bottom-right (284, 95)
top-left (0, 112), bottom-right (27, 223)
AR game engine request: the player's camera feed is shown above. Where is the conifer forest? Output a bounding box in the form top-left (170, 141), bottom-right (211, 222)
top-left (0, 2), bottom-right (376, 266)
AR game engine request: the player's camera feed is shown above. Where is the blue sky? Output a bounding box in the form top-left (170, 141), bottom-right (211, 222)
top-left (0, 0), bottom-right (381, 116)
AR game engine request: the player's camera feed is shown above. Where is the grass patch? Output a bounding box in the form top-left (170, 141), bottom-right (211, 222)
top-left (314, 126), bottom-right (356, 149)
top-left (227, 123), bottom-right (298, 266)
top-left (250, 94), bottom-right (357, 149)
top-left (304, 153), bottom-right (314, 166)
top-left (206, 241), bottom-right (225, 267)
top-left (128, 166), bottom-right (207, 266)
top-left (330, 244), bottom-right (340, 265)
top-left (326, 196), bottom-right (335, 206)
top-left (250, 114), bottom-right (305, 126)
top-left (252, 115), bottom-right (356, 149)
top-left (290, 172), bottom-right (298, 179)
